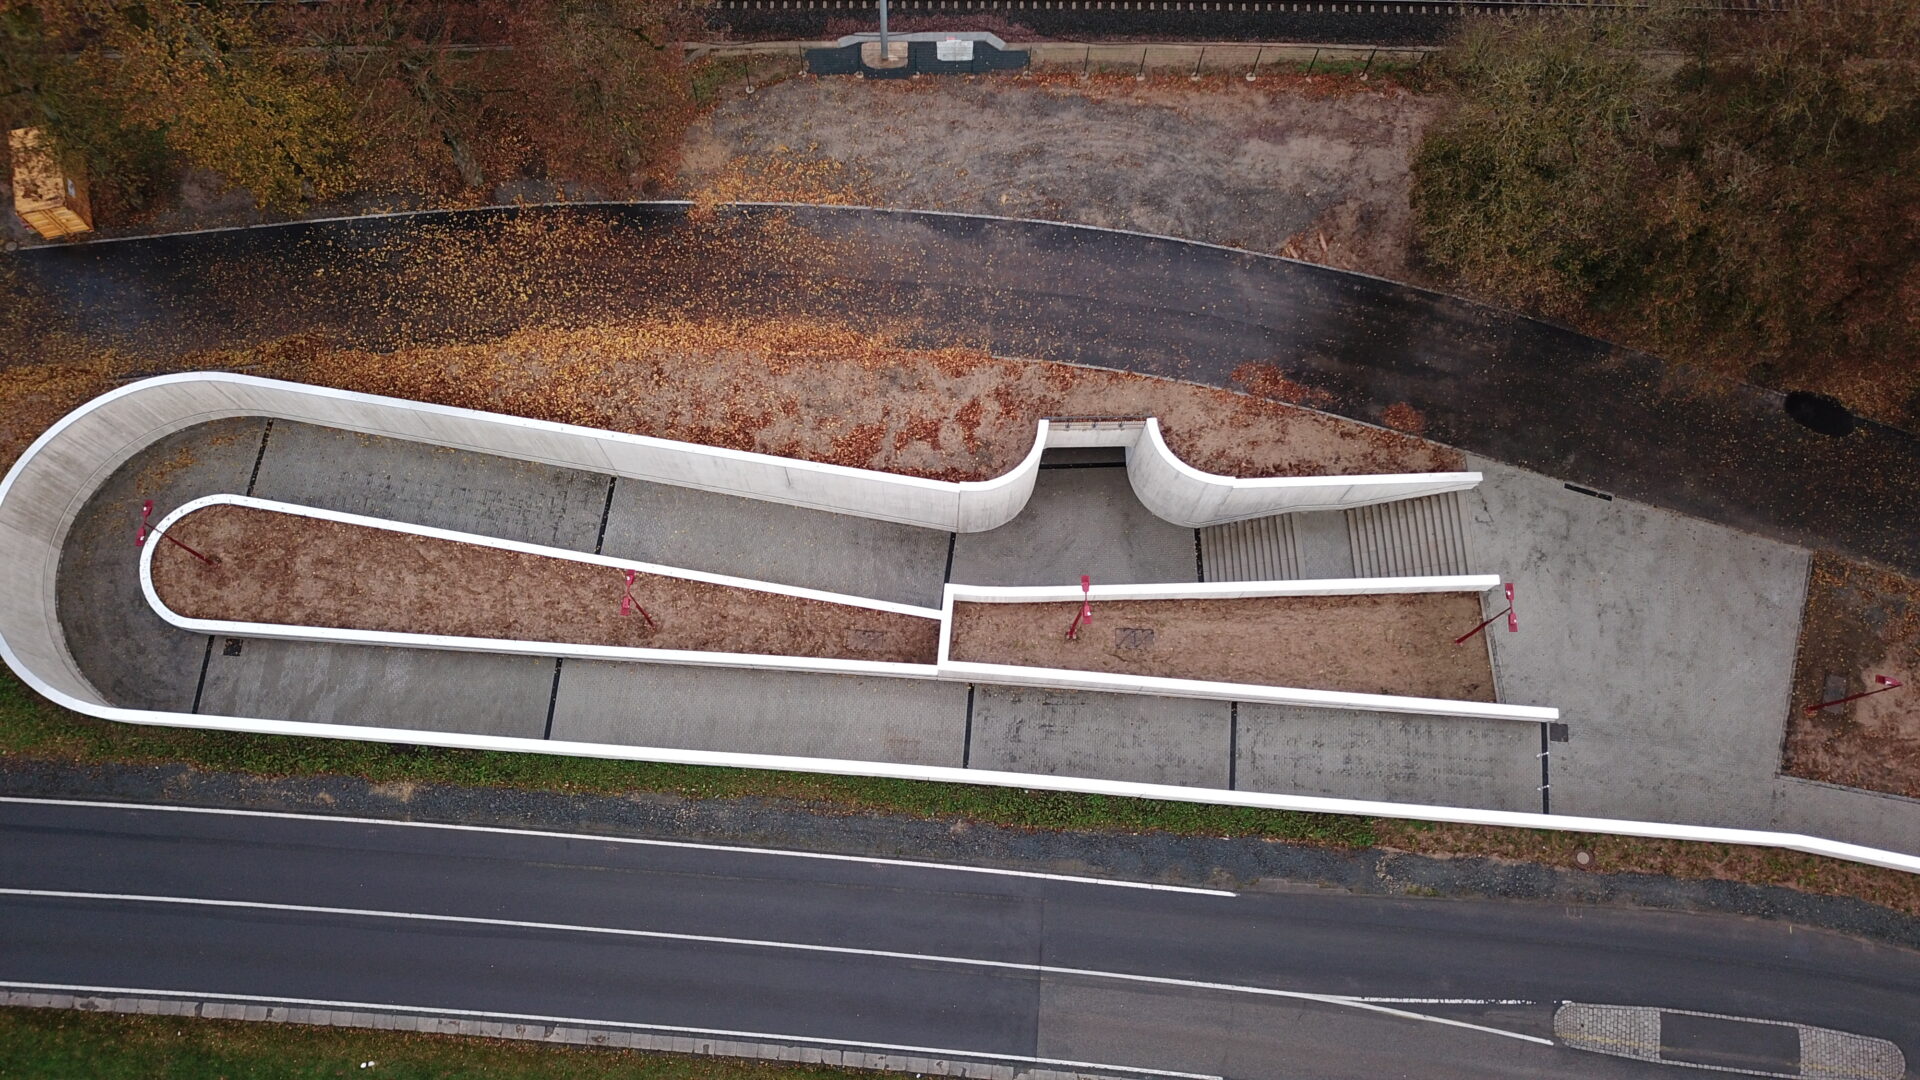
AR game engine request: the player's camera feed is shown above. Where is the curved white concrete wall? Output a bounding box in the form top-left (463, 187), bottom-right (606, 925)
top-left (139, 495), bottom-right (943, 680)
top-left (137, 497), bottom-right (1549, 722)
top-left (1128, 419), bottom-right (1483, 527)
top-left (11, 374), bottom-right (1916, 875)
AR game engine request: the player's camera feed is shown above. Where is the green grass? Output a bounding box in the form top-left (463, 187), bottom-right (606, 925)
top-left (0, 1007), bottom-right (856, 1079)
top-left (0, 669), bottom-right (1376, 845)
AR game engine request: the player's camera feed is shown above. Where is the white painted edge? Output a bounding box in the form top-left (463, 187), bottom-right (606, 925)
top-left (938, 660), bottom-right (1558, 722)
top-left (144, 495), bottom-right (944, 619)
top-left (138, 495), bottom-right (943, 681)
top-left (947, 576), bottom-right (1503, 603)
top-left (139, 497), bottom-right (1547, 721)
top-left (6, 684), bottom-right (1918, 875)
top-left (1141, 418), bottom-right (1482, 494)
top-left (0, 796), bottom-right (1237, 895)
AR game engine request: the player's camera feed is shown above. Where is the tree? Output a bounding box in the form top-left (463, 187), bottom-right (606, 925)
top-left (496, 0), bottom-right (697, 191)
top-left (1412, 5), bottom-right (1920, 417)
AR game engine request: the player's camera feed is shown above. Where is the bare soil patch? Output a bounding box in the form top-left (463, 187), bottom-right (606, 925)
top-left (230, 319), bottom-right (1461, 485)
top-left (1782, 553), bottom-right (1920, 798)
top-left (677, 76), bottom-right (1442, 279)
top-left (949, 593), bottom-right (1495, 700)
top-left (153, 505), bottom-right (939, 664)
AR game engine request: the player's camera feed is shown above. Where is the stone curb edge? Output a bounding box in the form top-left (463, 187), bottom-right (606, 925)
top-left (0, 991), bottom-right (1118, 1080)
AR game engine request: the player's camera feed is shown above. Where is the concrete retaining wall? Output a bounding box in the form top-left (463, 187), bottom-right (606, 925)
top-left (139, 495), bottom-right (945, 681)
top-left (1128, 419), bottom-right (1481, 526)
top-left (940, 577), bottom-right (1556, 722)
top-left (141, 496), bottom-right (1541, 720)
top-left (8, 375), bottom-right (1920, 874)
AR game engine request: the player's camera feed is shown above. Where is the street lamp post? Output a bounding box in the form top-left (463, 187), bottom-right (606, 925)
top-left (878, 0), bottom-right (889, 53)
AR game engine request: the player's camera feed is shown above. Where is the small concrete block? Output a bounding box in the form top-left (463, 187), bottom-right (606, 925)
top-left (199, 1003), bottom-right (227, 1019)
top-left (265, 1006), bottom-right (290, 1022)
top-left (772, 1043), bottom-right (801, 1061)
top-left (135, 998), bottom-right (163, 1015)
top-left (75, 996), bottom-right (108, 1012)
top-left (111, 998), bottom-right (144, 1014)
top-left (243, 1006), bottom-right (270, 1022)
top-left (393, 1015), bottom-right (421, 1032)
top-left (694, 1039), bottom-right (716, 1054)
top-left (816, 1048), bottom-right (843, 1066)
top-left (477, 1021), bottom-right (506, 1038)
top-left (907, 1057), bottom-right (937, 1073)
top-left (668, 1036), bottom-right (698, 1053)
top-left (508, 1023), bottom-right (541, 1039)
top-left (437, 1017), bottom-right (464, 1035)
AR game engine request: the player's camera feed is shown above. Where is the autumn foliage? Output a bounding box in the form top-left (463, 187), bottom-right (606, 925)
top-left (0, 0), bottom-right (697, 213)
top-left (1412, 5), bottom-right (1920, 422)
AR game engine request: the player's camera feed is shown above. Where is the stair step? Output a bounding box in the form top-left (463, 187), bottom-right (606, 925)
top-left (1197, 514), bottom-right (1298, 582)
top-left (1345, 492), bottom-right (1471, 577)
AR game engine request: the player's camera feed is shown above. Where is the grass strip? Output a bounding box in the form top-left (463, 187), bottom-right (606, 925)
top-left (5, 668), bottom-right (1919, 916)
top-left (0, 1007), bottom-right (860, 1079)
top-left (0, 669), bottom-right (1371, 844)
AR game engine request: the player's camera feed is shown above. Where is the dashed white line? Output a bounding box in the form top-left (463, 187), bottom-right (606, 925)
top-left (0, 887), bottom-right (1554, 1046)
top-left (0, 979), bottom-right (1218, 1080)
top-left (0, 796), bottom-right (1234, 895)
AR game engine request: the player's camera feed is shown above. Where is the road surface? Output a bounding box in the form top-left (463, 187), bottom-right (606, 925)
top-left (0, 797), bottom-right (1913, 1078)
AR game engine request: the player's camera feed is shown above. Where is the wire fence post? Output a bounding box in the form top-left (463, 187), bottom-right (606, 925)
top-left (1306, 47), bottom-right (1319, 74)
top-left (1246, 45), bottom-right (1263, 81)
top-left (1363, 47), bottom-right (1376, 76)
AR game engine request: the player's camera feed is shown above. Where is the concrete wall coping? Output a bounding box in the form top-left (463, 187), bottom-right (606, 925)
top-left (139, 496), bottom-right (1543, 719)
top-left (8, 375), bottom-right (1918, 874)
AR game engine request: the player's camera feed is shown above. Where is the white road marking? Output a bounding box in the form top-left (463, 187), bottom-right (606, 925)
top-left (0, 979), bottom-right (1218, 1080)
top-left (0, 796), bottom-right (1234, 895)
top-left (0, 887), bottom-right (1553, 1046)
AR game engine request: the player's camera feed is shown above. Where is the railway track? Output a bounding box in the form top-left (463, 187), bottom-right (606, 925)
top-left (710, 0), bottom-right (1786, 46)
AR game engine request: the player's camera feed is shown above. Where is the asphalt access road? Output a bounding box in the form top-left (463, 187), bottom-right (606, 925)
top-left (2, 798), bottom-right (1915, 1078)
top-left (14, 204), bottom-right (1920, 576)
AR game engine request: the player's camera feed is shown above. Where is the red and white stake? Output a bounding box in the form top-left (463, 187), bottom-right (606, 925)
top-left (1805, 674), bottom-right (1902, 714)
top-left (136, 500), bottom-right (217, 566)
top-left (1065, 575), bottom-right (1093, 641)
top-left (1455, 582), bottom-right (1516, 645)
top-left (619, 569), bottom-right (657, 630)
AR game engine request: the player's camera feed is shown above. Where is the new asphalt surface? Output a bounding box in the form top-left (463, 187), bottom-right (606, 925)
top-left (14, 203), bottom-right (1920, 575)
top-left (2, 798), bottom-right (1915, 1078)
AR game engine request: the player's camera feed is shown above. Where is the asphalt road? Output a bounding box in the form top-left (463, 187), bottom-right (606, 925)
top-left (1, 798), bottom-right (1914, 1078)
top-left (15, 205), bottom-right (1920, 575)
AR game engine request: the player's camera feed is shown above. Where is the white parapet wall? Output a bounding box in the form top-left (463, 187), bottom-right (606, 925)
top-left (139, 495), bottom-right (945, 681)
top-left (10, 374), bottom-right (1919, 875)
top-left (139, 496), bottom-right (1550, 722)
top-left (940, 578), bottom-right (1557, 721)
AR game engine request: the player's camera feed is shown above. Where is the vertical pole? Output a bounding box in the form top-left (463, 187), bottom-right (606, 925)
top-left (878, 0), bottom-right (889, 52)
top-left (1306, 47), bottom-right (1319, 74)
top-left (1363, 47), bottom-right (1376, 76)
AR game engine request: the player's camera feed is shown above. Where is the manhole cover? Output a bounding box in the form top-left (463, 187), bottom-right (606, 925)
top-left (1784, 391), bottom-right (1855, 437)
top-left (1114, 627), bottom-right (1156, 650)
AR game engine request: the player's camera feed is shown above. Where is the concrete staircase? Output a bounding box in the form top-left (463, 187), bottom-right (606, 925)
top-left (1199, 492), bottom-right (1472, 581)
top-left (1346, 492), bottom-right (1472, 578)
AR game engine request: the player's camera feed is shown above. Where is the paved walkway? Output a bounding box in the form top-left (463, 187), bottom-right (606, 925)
top-left (65, 421), bottom-right (1543, 802)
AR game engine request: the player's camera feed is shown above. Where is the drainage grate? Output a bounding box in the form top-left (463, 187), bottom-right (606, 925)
top-left (1114, 627), bottom-right (1156, 650)
top-left (221, 638), bottom-right (244, 657)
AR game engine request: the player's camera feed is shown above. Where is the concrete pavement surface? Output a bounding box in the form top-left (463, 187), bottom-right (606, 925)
top-left (1, 798), bottom-right (1914, 1078)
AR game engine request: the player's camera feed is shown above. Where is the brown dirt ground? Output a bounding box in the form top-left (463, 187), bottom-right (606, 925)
top-left (227, 319), bottom-right (1461, 484)
top-left (677, 74), bottom-right (1442, 279)
top-left (1781, 553), bottom-right (1920, 799)
top-left (949, 594), bottom-right (1495, 700)
top-left (152, 505), bottom-right (940, 664)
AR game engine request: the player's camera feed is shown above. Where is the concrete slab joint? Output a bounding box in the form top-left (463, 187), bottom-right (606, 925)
top-left (5, 373), bottom-right (1920, 876)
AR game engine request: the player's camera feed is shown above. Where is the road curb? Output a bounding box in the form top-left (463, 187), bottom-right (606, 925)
top-left (2, 991), bottom-right (1124, 1080)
